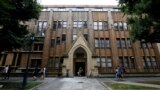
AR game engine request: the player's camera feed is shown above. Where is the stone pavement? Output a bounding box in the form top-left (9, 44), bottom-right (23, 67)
top-left (34, 77), bottom-right (108, 90)
top-left (0, 77), bottom-right (160, 90)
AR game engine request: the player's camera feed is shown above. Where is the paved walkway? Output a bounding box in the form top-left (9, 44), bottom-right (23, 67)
top-left (35, 77), bottom-right (108, 90)
top-left (1, 77), bottom-right (160, 90)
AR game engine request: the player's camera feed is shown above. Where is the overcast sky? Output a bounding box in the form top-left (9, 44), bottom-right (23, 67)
top-left (40, 0), bottom-right (118, 5)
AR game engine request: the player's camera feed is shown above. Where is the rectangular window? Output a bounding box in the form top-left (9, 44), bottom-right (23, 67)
top-left (73, 34), bottom-right (77, 41)
top-left (116, 38), bottom-right (121, 48)
top-left (121, 39), bottom-right (126, 48)
top-left (95, 38), bottom-right (99, 48)
top-left (123, 22), bottom-right (127, 30)
top-left (62, 34), bottom-right (66, 43)
top-left (51, 39), bottom-right (55, 48)
top-left (96, 58), bottom-right (100, 67)
top-left (118, 22), bottom-right (123, 30)
top-left (84, 34), bottom-right (88, 41)
top-left (101, 58), bottom-right (106, 67)
top-left (127, 38), bottom-right (132, 48)
top-left (73, 21), bottom-right (87, 28)
top-left (106, 38), bottom-right (110, 48)
top-left (99, 22), bottom-right (103, 30)
top-left (119, 57), bottom-right (123, 66)
top-left (56, 37), bottom-right (60, 45)
top-left (31, 59), bottom-right (41, 67)
top-left (142, 57), bottom-right (147, 68)
top-left (107, 57), bottom-right (112, 67)
top-left (151, 57), bottom-right (157, 67)
top-left (146, 57), bottom-right (151, 67)
top-left (37, 21), bottom-right (47, 36)
top-left (114, 22), bottom-right (118, 30)
top-left (94, 22), bottom-right (98, 30)
top-left (100, 38), bottom-right (105, 48)
top-left (130, 57), bottom-right (135, 68)
top-left (62, 21), bottom-right (67, 28)
top-left (124, 57), bottom-right (129, 67)
top-left (33, 44), bottom-right (43, 51)
top-left (94, 21), bottom-right (107, 30)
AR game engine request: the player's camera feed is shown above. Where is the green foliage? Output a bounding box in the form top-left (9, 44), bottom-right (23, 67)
top-left (119, 0), bottom-right (160, 42)
top-left (0, 0), bottom-right (41, 52)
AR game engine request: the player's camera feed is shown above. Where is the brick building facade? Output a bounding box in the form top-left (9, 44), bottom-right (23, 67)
top-left (0, 5), bottom-right (160, 76)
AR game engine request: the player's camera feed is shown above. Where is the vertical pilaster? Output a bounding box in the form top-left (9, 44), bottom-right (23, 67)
top-left (42, 10), bottom-right (53, 67)
top-left (108, 10), bottom-right (118, 67)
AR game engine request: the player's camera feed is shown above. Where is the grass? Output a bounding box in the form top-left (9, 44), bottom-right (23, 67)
top-left (138, 81), bottom-right (160, 85)
top-left (105, 82), bottom-right (159, 90)
top-left (0, 81), bottom-right (41, 90)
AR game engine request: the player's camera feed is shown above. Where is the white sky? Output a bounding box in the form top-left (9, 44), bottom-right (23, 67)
top-left (40, 0), bottom-right (118, 5)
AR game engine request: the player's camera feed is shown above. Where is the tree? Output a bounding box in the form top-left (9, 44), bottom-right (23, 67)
top-left (118, 0), bottom-right (160, 42)
top-left (0, 0), bottom-right (41, 53)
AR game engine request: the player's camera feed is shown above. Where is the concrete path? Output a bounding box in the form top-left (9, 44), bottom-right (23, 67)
top-left (35, 77), bottom-right (108, 90)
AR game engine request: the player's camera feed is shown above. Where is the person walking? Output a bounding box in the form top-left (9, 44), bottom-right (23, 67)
top-left (33, 66), bottom-right (39, 81)
top-left (4, 65), bottom-right (9, 79)
top-left (7, 65), bottom-right (11, 79)
top-left (115, 67), bottom-right (119, 80)
top-left (77, 67), bottom-right (83, 76)
top-left (40, 67), bottom-right (46, 80)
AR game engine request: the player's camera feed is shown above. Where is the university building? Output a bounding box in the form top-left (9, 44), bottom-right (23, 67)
top-left (0, 5), bottom-right (160, 76)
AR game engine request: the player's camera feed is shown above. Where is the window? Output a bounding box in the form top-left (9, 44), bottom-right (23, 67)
top-left (33, 44), bottom-right (43, 51)
top-left (140, 40), bottom-right (152, 48)
top-left (146, 57), bottom-right (151, 67)
top-left (127, 38), bottom-right (132, 48)
top-left (107, 57), bottom-right (112, 67)
top-left (123, 22), bottom-right (127, 30)
top-left (62, 34), bottom-right (66, 43)
top-left (114, 22), bottom-right (118, 30)
top-left (142, 57), bottom-right (157, 68)
top-left (84, 34), bottom-right (88, 41)
top-left (51, 39), bottom-right (55, 48)
top-left (94, 38), bottom-right (99, 48)
top-left (37, 21), bottom-right (47, 36)
top-left (119, 57), bottom-right (129, 67)
top-left (114, 21), bottom-right (127, 31)
top-left (118, 22), bottom-right (123, 30)
top-left (151, 57), bottom-right (157, 67)
top-left (124, 57), bottom-right (129, 67)
top-left (121, 39), bottom-right (126, 48)
top-left (101, 58), bottom-right (106, 67)
top-left (56, 37), bottom-right (60, 45)
top-left (31, 59), bottom-right (41, 67)
top-left (73, 34), bottom-right (77, 41)
top-left (96, 58), bottom-right (100, 67)
top-left (53, 21), bottom-right (67, 29)
top-left (94, 22), bottom-right (98, 30)
top-left (93, 21), bottom-right (108, 30)
top-left (106, 38), bottom-right (110, 48)
top-left (73, 21), bottom-right (87, 28)
top-left (100, 38), bottom-right (105, 48)
top-left (116, 39), bottom-right (121, 48)
top-left (130, 57), bottom-right (135, 68)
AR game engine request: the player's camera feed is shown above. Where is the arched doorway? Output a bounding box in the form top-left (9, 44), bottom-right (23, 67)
top-left (73, 47), bottom-right (87, 76)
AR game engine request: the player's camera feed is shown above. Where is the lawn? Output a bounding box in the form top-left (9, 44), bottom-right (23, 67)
top-left (0, 81), bottom-right (41, 90)
top-left (105, 82), bottom-right (159, 90)
top-left (138, 81), bottom-right (160, 85)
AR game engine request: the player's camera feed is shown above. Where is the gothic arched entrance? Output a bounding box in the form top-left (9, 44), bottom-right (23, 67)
top-left (73, 47), bottom-right (87, 76)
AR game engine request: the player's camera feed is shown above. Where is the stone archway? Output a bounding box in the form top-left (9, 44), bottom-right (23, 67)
top-left (62, 32), bottom-right (98, 77)
top-left (73, 47), bottom-right (87, 76)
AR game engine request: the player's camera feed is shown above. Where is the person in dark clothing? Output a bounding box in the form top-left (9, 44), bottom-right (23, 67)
top-left (7, 65), bottom-right (11, 79)
top-left (33, 66), bottom-right (39, 80)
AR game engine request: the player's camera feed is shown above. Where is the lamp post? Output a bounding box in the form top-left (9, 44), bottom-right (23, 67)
top-left (22, 35), bottom-right (34, 89)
